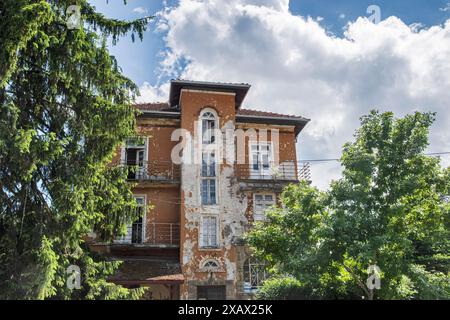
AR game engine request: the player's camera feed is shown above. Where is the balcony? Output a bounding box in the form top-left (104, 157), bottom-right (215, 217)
top-left (122, 160), bottom-right (180, 184)
top-left (235, 161), bottom-right (311, 191)
top-left (235, 161), bottom-right (299, 180)
top-left (104, 222), bottom-right (180, 258)
top-left (147, 223), bottom-right (180, 246)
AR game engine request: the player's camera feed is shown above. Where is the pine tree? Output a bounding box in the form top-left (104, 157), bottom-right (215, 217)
top-left (0, 0), bottom-right (152, 299)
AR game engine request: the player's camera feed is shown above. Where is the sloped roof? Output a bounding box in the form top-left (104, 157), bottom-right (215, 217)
top-left (237, 108), bottom-right (309, 121)
top-left (109, 258), bottom-right (184, 285)
top-left (134, 103), bottom-right (308, 120)
top-left (134, 102), bottom-right (174, 112)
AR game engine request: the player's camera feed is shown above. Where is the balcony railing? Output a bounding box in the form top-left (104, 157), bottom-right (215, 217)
top-left (122, 160), bottom-right (180, 182)
top-left (147, 223), bottom-right (180, 246)
top-left (235, 161), bottom-right (300, 181)
top-left (121, 160), bottom-right (311, 183)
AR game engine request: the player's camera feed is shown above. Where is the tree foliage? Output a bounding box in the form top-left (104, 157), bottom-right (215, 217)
top-left (247, 111), bottom-right (450, 300)
top-left (257, 276), bottom-right (307, 300)
top-left (0, 0), bottom-right (152, 299)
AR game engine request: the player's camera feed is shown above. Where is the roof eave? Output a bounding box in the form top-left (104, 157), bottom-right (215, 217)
top-left (236, 114), bottom-right (310, 136)
top-left (169, 80), bottom-right (251, 109)
top-left (136, 110), bottom-right (181, 119)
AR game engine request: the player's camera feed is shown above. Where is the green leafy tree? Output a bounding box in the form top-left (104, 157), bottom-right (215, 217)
top-left (0, 0), bottom-right (152, 299)
top-left (247, 111), bottom-right (450, 300)
top-left (257, 276), bottom-right (307, 300)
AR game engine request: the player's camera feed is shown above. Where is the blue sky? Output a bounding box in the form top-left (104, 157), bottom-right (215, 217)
top-left (88, 0), bottom-right (450, 188)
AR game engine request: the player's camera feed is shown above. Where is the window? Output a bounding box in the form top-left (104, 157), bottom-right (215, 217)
top-left (201, 112), bottom-right (216, 144)
top-left (200, 109), bottom-right (218, 205)
top-left (131, 197), bottom-right (145, 244)
top-left (201, 216), bottom-right (218, 248)
top-left (201, 152), bottom-right (216, 204)
top-left (203, 260), bottom-right (219, 268)
top-left (200, 259), bottom-right (221, 272)
top-left (243, 258), bottom-right (268, 292)
top-left (202, 152), bottom-right (216, 177)
top-left (250, 143), bottom-right (272, 178)
top-left (253, 193), bottom-right (275, 221)
top-left (201, 179), bottom-right (216, 205)
top-left (124, 137), bottom-right (147, 180)
top-left (115, 196), bottom-right (146, 244)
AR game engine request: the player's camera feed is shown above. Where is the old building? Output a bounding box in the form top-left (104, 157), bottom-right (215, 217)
top-left (93, 80), bottom-right (310, 300)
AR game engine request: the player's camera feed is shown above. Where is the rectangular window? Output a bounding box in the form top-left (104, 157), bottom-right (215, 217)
top-left (201, 216), bottom-right (218, 248)
top-left (201, 152), bottom-right (216, 177)
top-left (201, 151), bottom-right (217, 205)
top-left (201, 179), bottom-right (216, 205)
top-left (131, 197), bottom-right (145, 244)
top-left (253, 194), bottom-right (275, 221)
top-left (115, 196), bottom-right (145, 244)
top-left (250, 143), bottom-right (272, 178)
top-left (124, 137), bottom-right (146, 180)
top-left (202, 119), bottom-right (216, 144)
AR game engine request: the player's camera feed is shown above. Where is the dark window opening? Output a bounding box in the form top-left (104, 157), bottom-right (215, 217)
top-left (197, 285), bottom-right (226, 300)
top-left (131, 216), bottom-right (143, 244)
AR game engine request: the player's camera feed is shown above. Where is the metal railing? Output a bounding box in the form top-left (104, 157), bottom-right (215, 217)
top-left (122, 160), bottom-right (180, 182)
top-left (131, 220), bottom-right (143, 244)
top-left (235, 161), bottom-right (300, 181)
top-left (147, 222), bottom-right (180, 246)
top-left (121, 160), bottom-right (311, 182)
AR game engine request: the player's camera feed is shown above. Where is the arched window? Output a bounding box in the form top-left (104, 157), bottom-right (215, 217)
top-left (243, 258), bottom-right (268, 291)
top-left (201, 110), bottom-right (217, 145)
top-left (200, 258), bottom-right (221, 272)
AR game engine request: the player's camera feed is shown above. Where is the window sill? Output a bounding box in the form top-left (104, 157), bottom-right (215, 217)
top-left (199, 246), bottom-right (221, 251)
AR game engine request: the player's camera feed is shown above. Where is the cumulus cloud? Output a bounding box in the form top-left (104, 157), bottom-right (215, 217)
top-left (137, 81), bottom-right (170, 103)
top-left (141, 0), bottom-right (450, 189)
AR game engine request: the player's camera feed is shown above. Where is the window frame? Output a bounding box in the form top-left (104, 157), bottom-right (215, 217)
top-left (243, 258), bottom-right (268, 292)
top-left (115, 195), bottom-right (146, 244)
top-left (253, 193), bottom-right (276, 221)
top-left (201, 111), bottom-right (217, 145)
top-left (131, 195), bottom-right (146, 244)
top-left (201, 178), bottom-right (217, 205)
top-left (200, 258), bottom-right (222, 272)
top-left (121, 136), bottom-right (148, 180)
top-left (249, 141), bottom-right (274, 178)
top-left (200, 216), bottom-right (219, 248)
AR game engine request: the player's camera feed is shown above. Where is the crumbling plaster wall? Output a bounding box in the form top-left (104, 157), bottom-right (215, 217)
top-left (179, 90), bottom-right (249, 299)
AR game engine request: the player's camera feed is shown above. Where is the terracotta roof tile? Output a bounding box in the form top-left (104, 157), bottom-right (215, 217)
top-left (110, 258), bottom-right (182, 282)
top-left (134, 103), bottom-right (307, 120)
top-left (134, 102), bottom-right (172, 112)
top-left (147, 273), bottom-right (185, 282)
top-left (237, 108), bottom-right (307, 120)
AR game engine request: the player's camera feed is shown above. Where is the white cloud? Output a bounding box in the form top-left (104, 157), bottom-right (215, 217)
top-left (440, 2), bottom-right (450, 12)
top-left (142, 0), bottom-right (450, 189)
top-left (339, 13), bottom-right (346, 19)
top-left (133, 6), bottom-right (148, 15)
top-left (137, 82), bottom-right (170, 103)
